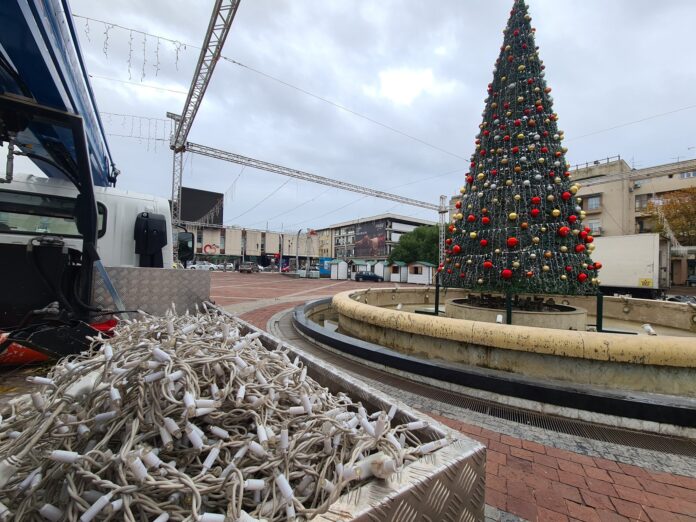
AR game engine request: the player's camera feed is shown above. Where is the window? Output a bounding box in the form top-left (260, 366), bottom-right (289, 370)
top-left (0, 190), bottom-right (106, 237)
top-left (219, 230), bottom-right (225, 254)
top-left (410, 266), bottom-right (423, 275)
top-left (680, 171), bottom-right (696, 179)
top-left (635, 194), bottom-right (650, 211)
top-left (586, 195), bottom-right (601, 211)
top-left (586, 219), bottom-right (601, 235)
top-left (392, 265), bottom-right (400, 274)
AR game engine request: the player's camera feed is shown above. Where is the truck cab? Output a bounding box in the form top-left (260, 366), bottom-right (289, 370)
top-left (0, 173), bottom-right (174, 268)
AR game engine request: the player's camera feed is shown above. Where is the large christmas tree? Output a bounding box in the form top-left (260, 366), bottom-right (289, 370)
top-left (440, 0), bottom-right (601, 296)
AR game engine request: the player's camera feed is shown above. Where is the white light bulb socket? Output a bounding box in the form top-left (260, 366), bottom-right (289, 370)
top-left (39, 503), bottom-right (63, 521)
top-left (243, 478), bottom-right (265, 491)
top-left (49, 450), bottom-right (80, 464)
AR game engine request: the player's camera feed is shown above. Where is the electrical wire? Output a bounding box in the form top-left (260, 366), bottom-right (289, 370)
top-left (0, 305), bottom-right (447, 521)
top-left (89, 74), bottom-right (188, 95)
top-left (225, 178), bottom-right (293, 223)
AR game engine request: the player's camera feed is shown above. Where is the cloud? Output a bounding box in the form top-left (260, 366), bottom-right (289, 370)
top-left (363, 68), bottom-right (458, 106)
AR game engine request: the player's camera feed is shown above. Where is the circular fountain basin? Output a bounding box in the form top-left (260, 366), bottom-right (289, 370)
top-left (445, 298), bottom-right (587, 330)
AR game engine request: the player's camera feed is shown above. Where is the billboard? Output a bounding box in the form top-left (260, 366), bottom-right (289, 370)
top-left (180, 187), bottom-right (223, 225)
top-left (354, 220), bottom-right (387, 257)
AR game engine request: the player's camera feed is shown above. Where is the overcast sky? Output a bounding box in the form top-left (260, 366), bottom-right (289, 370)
top-left (7, 0), bottom-right (696, 231)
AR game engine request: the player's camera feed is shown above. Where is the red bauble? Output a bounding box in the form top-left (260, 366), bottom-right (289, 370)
top-left (594, 262), bottom-right (602, 270)
top-left (568, 215), bottom-right (578, 224)
top-left (482, 216), bottom-right (491, 225)
top-left (585, 235), bottom-right (594, 244)
top-left (483, 130), bottom-right (490, 136)
top-left (514, 119), bottom-right (522, 126)
top-left (558, 226), bottom-right (570, 237)
top-left (470, 161), bottom-right (476, 168)
top-left (455, 201), bottom-right (462, 209)
top-left (536, 105), bottom-right (544, 113)
top-left (466, 175), bottom-right (474, 184)
top-left (584, 226), bottom-right (591, 233)
top-left (541, 146), bottom-right (549, 153)
top-left (447, 269), bottom-right (453, 274)
top-left (504, 102), bottom-right (510, 109)
top-left (579, 231), bottom-right (588, 240)
top-left (467, 214), bottom-right (476, 223)
top-left (530, 208), bottom-right (541, 218)
top-left (483, 261), bottom-right (493, 270)
top-left (527, 78), bottom-right (534, 85)
top-left (531, 196), bottom-right (541, 205)
top-left (575, 244), bottom-right (586, 253)
top-left (577, 273), bottom-right (588, 283)
top-left (524, 108), bottom-right (531, 116)
top-left (503, 135), bottom-right (511, 142)
top-left (564, 171), bottom-right (571, 177)
top-left (526, 271), bottom-right (534, 277)
top-left (460, 273), bottom-right (467, 278)
top-left (507, 237), bottom-right (519, 248)
top-left (565, 266), bottom-right (573, 273)
top-left (452, 245), bottom-right (461, 254)
top-left (512, 146), bottom-right (520, 154)
top-left (513, 29), bottom-right (520, 36)
top-left (446, 238), bottom-right (453, 245)
top-left (561, 191), bottom-right (572, 201)
top-left (491, 169), bottom-right (498, 176)
top-left (501, 269), bottom-right (514, 280)
top-left (448, 225), bottom-right (455, 233)
top-left (480, 239), bottom-right (489, 247)
top-left (480, 149), bottom-right (487, 156)
top-left (543, 130), bottom-right (549, 137)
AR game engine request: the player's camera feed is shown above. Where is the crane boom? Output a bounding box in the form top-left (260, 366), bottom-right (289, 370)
top-left (185, 141), bottom-right (440, 211)
top-left (170, 0), bottom-right (241, 227)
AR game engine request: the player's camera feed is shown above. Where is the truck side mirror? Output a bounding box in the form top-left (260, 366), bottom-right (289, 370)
top-left (177, 232), bottom-right (194, 265)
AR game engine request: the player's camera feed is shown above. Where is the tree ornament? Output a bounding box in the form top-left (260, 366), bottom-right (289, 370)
top-left (507, 237), bottom-right (519, 248)
top-left (467, 214), bottom-right (476, 223)
top-left (542, 265), bottom-right (550, 272)
top-left (532, 237), bottom-right (540, 244)
top-left (446, 238), bottom-right (453, 245)
top-left (531, 196), bottom-right (541, 205)
top-left (530, 208), bottom-right (540, 218)
top-left (482, 216), bottom-right (491, 225)
top-left (508, 212), bottom-right (518, 220)
top-left (483, 260), bottom-right (493, 270)
top-left (594, 262), bottom-right (602, 270)
top-left (560, 275), bottom-right (567, 281)
top-left (480, 239), bottom-right (489, 247)
top-left (501, 269), bottom-right (513, 280)
top-left (558, 226), bottom-right (570, 237)
top-left (551, 209), bottom-right (561, 217)
top-left (561, 191), bottom-right (572, 201)
top-left (512, 261), bottom-right (520, 268)
top-left (452, 245), bottom-right (461, 254)
top-left (455, 201), bottom-right (462, 209)
top-left (575, 244), bottom-right (586, 253)
top-left (577, 273), bottom-right (588, 283)
top-left (560, 246), bottom-right (568, 253)
top-left (469, 232), bottom-right (478, 239)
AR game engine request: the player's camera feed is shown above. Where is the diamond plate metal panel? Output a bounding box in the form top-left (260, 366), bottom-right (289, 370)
top-left (229, 311), bottom-right (487, 522)
top-left (93, 267), bottom-right (210, 316)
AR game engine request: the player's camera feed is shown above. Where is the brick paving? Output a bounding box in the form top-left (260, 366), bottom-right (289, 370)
top-left (213, 272), bottom-right (696, 522)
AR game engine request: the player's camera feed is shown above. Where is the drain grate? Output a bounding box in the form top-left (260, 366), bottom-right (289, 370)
top-left (282, 315), bottom-right (696, 458)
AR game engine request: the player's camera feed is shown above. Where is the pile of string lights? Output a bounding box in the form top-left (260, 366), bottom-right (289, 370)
top-left (0, 305), bottom-right (448, 521)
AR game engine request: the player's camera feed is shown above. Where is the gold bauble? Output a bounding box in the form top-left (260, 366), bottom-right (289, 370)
top-left (582, 263), bottom-right (588, 269)
top-left (530, 253), bottom-right (537, 260)
top-left (560, 246), bottom-right (568, 253)
top-left (506, 179), bottom-right (514, 186)
top-left (467, 204), bottom-right (473, 209)
top-left (560, 275), bottom-right (567, 281)
top-left (538, 157), bottom-right (546, 164)
top-left (514, 166), bottom-right (522, 173)
top-left (576, 197), bottom-right (582, 203)
top-left (492, 198), bottom-right (499, 204)
top-left (534, 87), bottom-right (541, 93)
top-left (497, 148), bottom-right (503, 154)
top-left (505, 45), bottom-right (511, 51)
top-left (580, 211), bottom-right (587, 218)
top-left (494, 248), bottom-right (501, 255)
top-left (528, 144), bottom-right (536, 151)
top-left (514, 194), bottom-right (522, 201)
top-left (517, 133), bottom-right (525, 140)
top-left (477, 173), bottom-right (485, 181)
top-left (459, 187), bottom-right (466, 194)
top-left (469, 232), bottom-right (478, 239)
top-left (518, 64), bottom-right (526, 72)
top-left (467, 259), bottom-right (473, 265)
top-left (551, 209), bottom-right (561, 217)
top-left (593, 278), bottom-right (601, 285)
top-left (547, 194), bottom-right (555, 202)
top-left (491, 102), bottom-right (498, 109)
top-left (501, 76), bottom-right (507, 82)
top-left (588, 244), bottom-right (596, 252)
top-left (544, 251), bottom-right (553, 259)
top-left (540, 226), bottom-right (547, 232)
top-left (446, 258), bottom-right (451, 263)
top-left (477, 278), bottom-right (484, 284)
top-left (506, 111), bottom-right (512, 117)
top-left (572, 229), bottom-right (580, 236)
top-left (542, 265), bottom-right (550, 272)
top-left (532, 237), bottom-right (540, 244)
top-left (512, 261), bottom-right (520, 268)
top-left (517, 96), bottom-right (525, 103)
top-left (454, 263), bottom-right (460, 269)
top-left (501, 158), bottom-right (509, 165)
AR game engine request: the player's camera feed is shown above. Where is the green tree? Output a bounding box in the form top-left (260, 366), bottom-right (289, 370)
top-left (388, 226), bottom-right (439, 265)
top-left (648, 188), bottom-right (696, 246)
top-left (441, 0), bottom-right (599, 295)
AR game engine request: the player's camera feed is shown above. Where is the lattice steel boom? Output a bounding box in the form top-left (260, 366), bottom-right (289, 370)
top-left (185, 141), bottom-right (441, 211)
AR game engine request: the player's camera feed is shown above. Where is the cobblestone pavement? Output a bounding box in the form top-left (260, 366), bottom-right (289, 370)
top-left (217, 273), bottom-right (696, 521)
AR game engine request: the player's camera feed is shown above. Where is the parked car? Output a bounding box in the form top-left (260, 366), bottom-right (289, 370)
top-left (188, 262), bottom-right (216, 271)
top-left (688, 275), bottom-right (696, 287)
top-left (355, 271), bottom-right (383, 282)
top-left (239, 261), bottom-right (257, 273)
top-left (215, 262), bottom-right (235, 271)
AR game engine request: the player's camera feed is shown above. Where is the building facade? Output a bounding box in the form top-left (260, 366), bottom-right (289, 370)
top-left (321, 213), bottom-right (437, 261)
top-left (573, 157), bottom-right (696, 284)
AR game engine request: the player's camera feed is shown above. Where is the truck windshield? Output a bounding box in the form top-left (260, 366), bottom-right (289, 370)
top-left (0, 190), bottom-right (105, 238)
